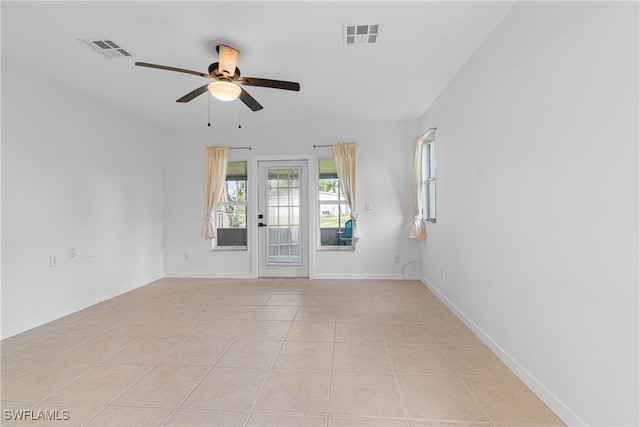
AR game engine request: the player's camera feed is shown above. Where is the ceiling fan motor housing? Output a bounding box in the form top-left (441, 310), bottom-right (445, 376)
top-left (208, 62), bottom-right (241, 81)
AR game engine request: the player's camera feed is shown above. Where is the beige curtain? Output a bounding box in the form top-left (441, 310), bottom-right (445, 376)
top-left (202, 146), bottom-right (229, 239)
top-left (333, 142), bottom-right (361, 243)
top-left (410, 136), bottom-right (426, 241)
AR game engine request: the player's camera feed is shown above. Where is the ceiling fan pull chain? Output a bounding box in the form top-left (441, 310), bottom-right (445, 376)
top-left (238, 103), bottom-right (242, 129)
top-left (207, 96), bottom-right (211, 127)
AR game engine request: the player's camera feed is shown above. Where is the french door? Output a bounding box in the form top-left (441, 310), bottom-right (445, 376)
top-left (257, 160), bottom-right (309, 277)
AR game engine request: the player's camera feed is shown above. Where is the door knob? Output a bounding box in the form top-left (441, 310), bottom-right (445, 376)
top-left (258, 222), bottom-right (266, 227)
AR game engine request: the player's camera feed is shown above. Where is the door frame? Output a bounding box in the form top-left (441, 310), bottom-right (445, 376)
top-left (250, 154), bottom-right (317, 278)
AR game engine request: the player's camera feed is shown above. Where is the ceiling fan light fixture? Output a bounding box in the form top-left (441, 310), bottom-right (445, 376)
top-left (208, 81), bottom-right (241, 101)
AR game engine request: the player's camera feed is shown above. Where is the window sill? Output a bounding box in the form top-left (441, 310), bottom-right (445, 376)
top-left (316, 246), bottom-right (355, 251)
top-left (211, 247), bottom-right (247, 251)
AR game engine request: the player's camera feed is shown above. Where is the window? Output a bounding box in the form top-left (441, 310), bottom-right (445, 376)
top-left (318, 158), bottom-right (353, 248)
top-left (421, 131), bottom-right (436, 222)
top-left (213, 161), bottom-right (247, 249)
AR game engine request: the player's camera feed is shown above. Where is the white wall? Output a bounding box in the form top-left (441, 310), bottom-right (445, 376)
top-left (163, 120), bottom-right (420, 279)
top-left (1, 60), bottom-right (165, 338)
top-left (417, 2), bottom-right (639, 426)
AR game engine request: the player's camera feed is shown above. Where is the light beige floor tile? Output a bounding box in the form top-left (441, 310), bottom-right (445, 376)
top-left (441, 346), bottom-right (514, 377)
top-left (0, 359), bottom-right (43, 382)
top-left (336, 305), bottom-right (378, 322)
top-left (106, 335), bottom-right (185, 365)
top-left (417, 309), bottom-right (464, 326)
top-left (464, 376), bottom-right (565, 425)
top-left (335, 322), bottom-right (384, 343)
top-left (213, 305), bottom-right (261, 320)
top-left (332, 343), bottom-right (392, 373)
top-left (46, 364), bottom-right (148, 405)
top-left (247, 413), bottom-right (327, 426)
top-left (295, 306), bottom-right (337, 321)
top-left (1, 361), bottom-right (93, 401)
top-left (216, 340), bottom-right (282, 369)
top-left (276, 283), bottom-right (311, 295)
top-left (397, 374), bottom-right (487, 422)
top-left (165, 409), bottom-right (247, 426)
top-left (6, 404), bottom-right (103, 427)
top-left (275, 341), bottom-right (333, 371)
top-left (254, 369), bottom-right (330, 415)
top-left (409, 420), bottom-right (491, 427)
top-left (266, 295), bottom-right (304, 306)
top-left (286, 321), bottom-right (335, 342)
top-left (0, 331), bottom-right (50, 356)
top-left (145, 321), bottom-right (201, 339)
top-left (0, 401), bottom-right (35, 426)
top-left (0, 278), bottom-right (565, 427)
top-left (254, 306), bottom-right (299, 321)
top-left (428, 324), bottom-right (483, 346)
top-left (329, 372), bottom-right (405, 418)
top-left (85, 406), bottom-right (173, 426)
top-left (237, 320), bottom-right (292, 341)
top-left (388, 345), bottom-right (456, 375)
top-left (160, 337), bottom-right (232, 367)
top-left (54, 335), bottom-right (137, 363)
top-left (302, 295), bottom-right (338, 307)
top-left (4, 334), bottom-right (91, 362)
top-left (194, 319), bottom-right (249, 340)
top-left (330, 416), bottom-right (409, 426)
top-left (181, 368), bottom-right (268, 411)
top-left (112, 365), bottom-right (207, 408)
top-left (98, 323), bottom-right (155, 339)
top-left (375, 307), bottom-right (421, 323)
top-left (381, 323), bottom-right (435, 345)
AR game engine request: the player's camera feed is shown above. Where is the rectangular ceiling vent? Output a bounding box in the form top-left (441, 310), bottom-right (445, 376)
top-left (343, 23), bottom-right (379, 46)
top-left (79, 39), bottom-right (135, 59)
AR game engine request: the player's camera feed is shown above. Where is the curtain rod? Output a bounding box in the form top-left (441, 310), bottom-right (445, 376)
top-left (229, 146), bottom-right (251, 150)
top-left (421, 127), bottom-right (437, 137)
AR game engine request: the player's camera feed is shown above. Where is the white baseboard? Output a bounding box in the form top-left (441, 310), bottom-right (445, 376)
top-left (419, 275), bottom-right (585, 427)
top-left (1, 272), bottom-right (164, 340)
top-left (165, 272), bottom-right (412, 281)
top-left (164, 272), bottom-right (255, 279)
top-left (312, 273), bottom-right (406, 280)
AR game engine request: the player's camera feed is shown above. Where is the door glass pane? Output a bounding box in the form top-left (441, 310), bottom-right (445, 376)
top-left (266, 167), bottom-right (302, 265)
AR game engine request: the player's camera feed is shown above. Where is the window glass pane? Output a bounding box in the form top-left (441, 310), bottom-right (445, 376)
top-left (428, 180), bottom-right (436, 219)
top-left (291, 226), bottom-right (300, 244)
top-left (268, 228), bottom-right (278, 244)
top-left (268, 207), bottom-right (278, 225)
top-left (428, 142), bottom-right (436, 179)
top-left (422, 132), bottom-right (436, 222)
top-left (318, 158), bottom-right (352, 247)
top-left (279, 227), bottom-right (290, 243)
top-left (215, 161), bottom-right (247, 248)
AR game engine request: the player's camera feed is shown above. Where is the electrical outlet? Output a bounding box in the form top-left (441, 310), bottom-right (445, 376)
top-left (50, 254), bottom-right (58, 267)
top-left (68, 248), bottom-right (77, 261)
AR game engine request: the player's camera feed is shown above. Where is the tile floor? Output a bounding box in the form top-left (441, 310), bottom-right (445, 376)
top-left (1, 278), bottom-right (565, 426)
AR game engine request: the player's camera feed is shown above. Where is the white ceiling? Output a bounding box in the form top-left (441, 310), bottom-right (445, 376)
top-left (2, 1), bottom-right (515, 128)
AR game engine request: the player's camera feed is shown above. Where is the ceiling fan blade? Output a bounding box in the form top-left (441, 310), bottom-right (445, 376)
top-left (176, 84), bottom-right (210, 103)
top-left (237, 77), bottom-right (300, 91)
top-left (135, 62), bottom-right (212, 79)
top-left (238, 87), bottom-right (263, 111)
top-left (216, 44), bottom-right (240, 79)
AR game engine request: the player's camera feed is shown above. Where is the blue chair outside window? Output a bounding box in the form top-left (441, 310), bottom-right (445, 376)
top-left (339, 219), bottom-right (352, 245)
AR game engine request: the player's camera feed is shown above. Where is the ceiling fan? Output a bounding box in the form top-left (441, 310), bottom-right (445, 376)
top-left (135, 44), bottom-right (300, 111)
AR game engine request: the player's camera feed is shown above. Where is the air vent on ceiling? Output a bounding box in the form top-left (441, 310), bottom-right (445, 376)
top-left (343, 23), bottom-right (379, 46)
top-left (79, 39), bottom-right (135, 59)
